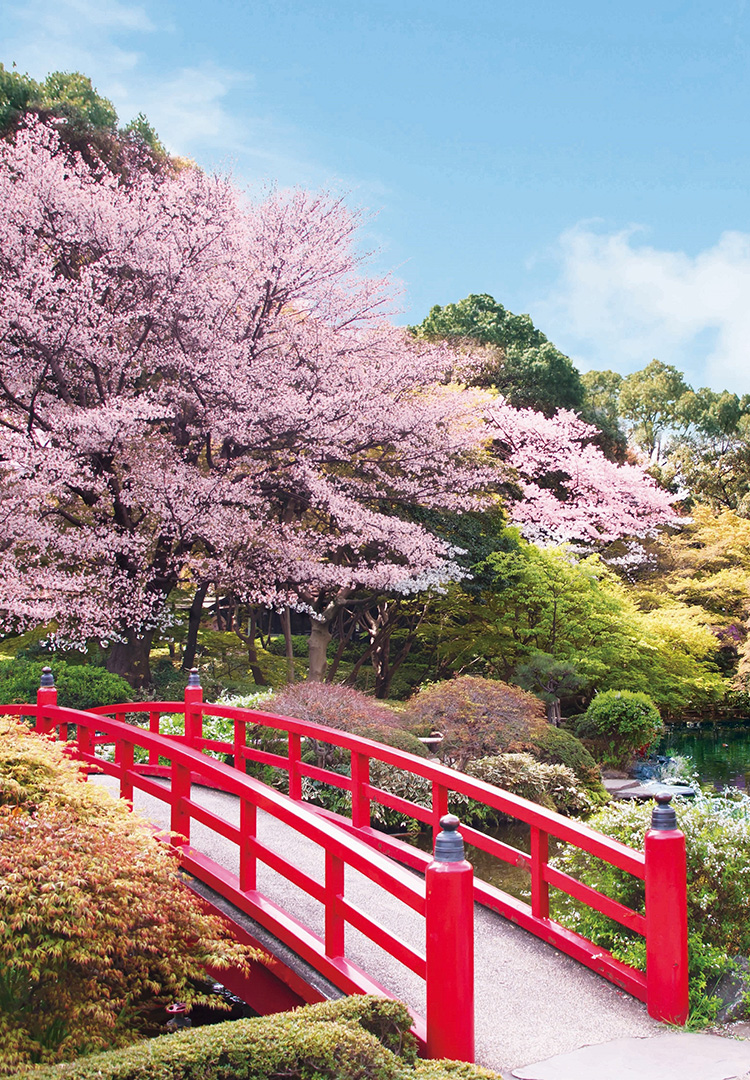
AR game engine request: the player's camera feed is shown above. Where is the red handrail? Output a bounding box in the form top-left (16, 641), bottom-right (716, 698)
top-left (14, 700), bottom-right (453, 1050)
top-left (21, 671), bottom-right (689, 1028)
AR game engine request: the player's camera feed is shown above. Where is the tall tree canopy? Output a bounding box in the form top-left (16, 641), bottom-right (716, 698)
top-left (412, 292), bottom-right (586, 416)
top-left (0, 63), bottom-right (166, 172)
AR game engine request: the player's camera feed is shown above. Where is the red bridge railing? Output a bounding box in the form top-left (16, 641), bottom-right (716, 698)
top-left (15, 669), bottom-right (688, 1043)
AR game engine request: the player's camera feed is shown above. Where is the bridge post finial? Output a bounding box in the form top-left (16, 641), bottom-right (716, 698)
top-left (184, 667), bottom-right (203, 744)
top-left (36, 667), bottom-right (58, 733)
top-left (425, 815), bottom-right (474, 1062)
top-left (644, 791), bottom-right (688, 1025)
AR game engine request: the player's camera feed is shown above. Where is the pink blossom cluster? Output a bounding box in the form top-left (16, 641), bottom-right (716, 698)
top-left (485, 404), bottom-right (676, 542)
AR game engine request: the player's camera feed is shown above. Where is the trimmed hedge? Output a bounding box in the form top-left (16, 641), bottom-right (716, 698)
top-left (528, 726), bottom-right (608, 805)
top-left (7, 997), bottom-right (502, 1080)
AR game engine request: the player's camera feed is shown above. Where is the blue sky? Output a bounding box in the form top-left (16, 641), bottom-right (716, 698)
top-left (4, 0), bottom-right (750, 393)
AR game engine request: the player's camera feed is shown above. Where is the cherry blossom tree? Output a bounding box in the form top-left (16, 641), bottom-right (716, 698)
top-left (0, 121), bottom-right (676, 685)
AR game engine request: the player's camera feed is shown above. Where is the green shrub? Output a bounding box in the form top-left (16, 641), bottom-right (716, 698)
top-left (576, 690), bottom-right (663, 769)
top-left (528, 726), bottom-right (608, 804)
top-left (6, 997), bottom-right (502, 1080)
top-left (0, 660), bottom-right (132, 712)
top-left (464, 754), bottom-right (594, 818)
top-left (403, 676), bottom-right (545, 770)
top-left (266, 634), bottom-right (310, 658)
top-left (0, 720), bottom-right (255, 1073)
top-left (551, 790), bottom-right (750, 1023)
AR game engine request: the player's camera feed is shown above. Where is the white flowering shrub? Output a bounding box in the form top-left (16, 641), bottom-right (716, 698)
top-left (551, 789), bottom-right (750, 1022)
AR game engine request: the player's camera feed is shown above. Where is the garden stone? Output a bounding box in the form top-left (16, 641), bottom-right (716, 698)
top-left (715, 958), bottom-right (750, 1024)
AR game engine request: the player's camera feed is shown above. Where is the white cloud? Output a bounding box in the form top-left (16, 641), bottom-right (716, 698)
top-left (1, 0), bottom-right (356, 191)
top-left (4, 0), bottom-right (154, 77)
top-left (537, 224), bottom-right (750, 394)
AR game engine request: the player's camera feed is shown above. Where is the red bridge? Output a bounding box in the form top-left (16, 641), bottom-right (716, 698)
top-left (9, 669), bottom-right (689, 1068)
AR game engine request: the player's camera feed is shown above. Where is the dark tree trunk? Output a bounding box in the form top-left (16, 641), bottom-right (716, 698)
top-left (281, 607), bottom-right (295, 684)
top-left (232, 605), bottom-right (269, 686)
top-left (106, 629), bottom-right (156, 688)
top-left (182, 582), bottom-right (209, 671)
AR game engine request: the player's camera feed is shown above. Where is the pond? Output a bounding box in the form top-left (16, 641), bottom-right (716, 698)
top-left (659, 721), bottom-right (750, 790)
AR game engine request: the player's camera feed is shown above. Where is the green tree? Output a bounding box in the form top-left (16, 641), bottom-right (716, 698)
top-left (618, 360), bottom-right (690, 461)
top-left (412, 293), bottom-right (585, 415)
top-left (579, 369), bottom-right (627, 460)
top-left (513, 651), bottom-right (586, 726)
top-left (422, 540), bottom-right (725, 716)
top-left (0, 63), bottom-right (167, 173)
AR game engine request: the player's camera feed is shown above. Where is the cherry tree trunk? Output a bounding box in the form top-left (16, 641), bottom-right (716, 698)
top-left (106, 630), bottom-right (156, 689)
top-left (308, 619), bottom-right (332, 682)
top-left (182, 583), bottom-right (209, 671)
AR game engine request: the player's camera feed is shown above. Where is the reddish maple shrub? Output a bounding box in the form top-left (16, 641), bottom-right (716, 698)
top-left (266, 683), bottom-right (429, 761)
top-left (0, 719), bottom-right (255, 1072)
top-left (403, 676), bottom-right (546, 770)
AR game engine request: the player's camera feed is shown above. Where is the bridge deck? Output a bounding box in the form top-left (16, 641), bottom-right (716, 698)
top-left (93, 776), bottom-right (661, 1075)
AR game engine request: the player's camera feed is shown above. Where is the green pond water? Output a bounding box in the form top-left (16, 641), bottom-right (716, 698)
top-left (659, 721), bottom-right (750, 791)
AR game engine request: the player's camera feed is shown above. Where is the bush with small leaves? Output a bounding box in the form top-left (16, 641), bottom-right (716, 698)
top-left (465, 754), bottom-right (594, 818)
top-left (0, 659), bottom-right (132, 711)
top-left (3, 996), bottom-right (503, 1080)
top-left (552, 789), bottom-right (750, 1023)
top-left (576, 690), bottom-right (663, 769)
top-left (266, 683), bottom-right (429, 768)
top-left (0, 719), bottom-right (256, 1073)
top-left (528, 726), bottom-right (608, 805)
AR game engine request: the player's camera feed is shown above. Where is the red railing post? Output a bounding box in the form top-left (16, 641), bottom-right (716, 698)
top-left (77, 715), bottom-right (93, 758)
top-left (119, 740), bottom-right (134, 802)
top-left (431, 781), bottom-right (449, 843)
top-left (288, 732), bottom-right (302, 800)
top-left (239, 799), bottom-right (257, 892)
top-left (351, 751), bottom-right (371, 828)
top-left (35, 667), bottom-right (57, 734)
top-left (645, 793), bottom-right (689, 1025)
top-left (184, 668), bottom-right (203, 745)
top-left (171, 763), bottom-right (191, 847)
top-left (325, 851), bottom-right (345, 958)
top-left (425, 815), bottom-right (474, 1062)
top-left (148, 710), bottom-right (160, 764)
top-left (530, 826), bottom-right (550, 919)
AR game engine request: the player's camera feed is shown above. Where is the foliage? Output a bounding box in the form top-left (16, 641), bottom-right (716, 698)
top-left (266, 634), bottom-right (310, 658)
top-left (0, 720), bottom-right (256, 1072)
top-left (403, 676), bottom-right (545, 770)
top-left (0, 659), bottom-right (132, 711)
top-left (552, 791), bottom-right (750, 1022)
top-left (0, 120), bottom-right (503, 687)
top-left (465, 754), bottom-right (595, 817)
top-left (266, 683), bottom-right (429, 772)
top-left (576, 690), bottom-right (663, 768)
top-left (3, 996), bottom-right (502, 1080)
top-left (0, 119), bottom-right (677, 689)
top-left (423, 539), bottom-right (725, 716)
top-left (513, 651), bottom-right (586, 724)
top-left (412, 292), bottom-right (586, 415)
top-left (579, 369), bottom-right (626, 459)
top-left (528, 725), bottom-right (608, 804)
top-left (618, 360), bottom-right (691, 462)
top-left (0, 65), bottom-right (167, 175)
